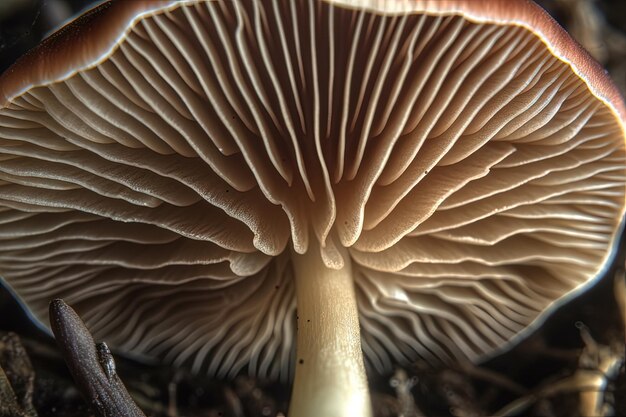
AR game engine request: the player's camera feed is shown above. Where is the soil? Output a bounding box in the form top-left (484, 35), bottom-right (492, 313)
top-left (0, 1), bottom-right (625, 416)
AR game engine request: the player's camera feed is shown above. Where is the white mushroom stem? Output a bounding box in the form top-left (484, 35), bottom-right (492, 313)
top-left (289, 246), bottom-right (372, 417)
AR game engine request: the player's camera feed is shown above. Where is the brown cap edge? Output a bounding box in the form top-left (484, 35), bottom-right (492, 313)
top-left (3, 0), bottom-right (625, 126)
top-left (328, 0), bottom-right (626, 125)
top-left (0, 0), bottom-right (178, 107)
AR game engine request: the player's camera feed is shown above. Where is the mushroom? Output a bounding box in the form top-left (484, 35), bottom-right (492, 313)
top-left (0, 1), bottom-right (625, 416)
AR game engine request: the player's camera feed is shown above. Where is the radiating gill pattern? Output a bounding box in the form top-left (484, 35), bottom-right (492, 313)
top-left (0, 0), bottom-right (625, 377)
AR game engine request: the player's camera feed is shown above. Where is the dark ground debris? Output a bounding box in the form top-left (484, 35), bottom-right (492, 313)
top-left (0, 0), bottom-right (625, 416)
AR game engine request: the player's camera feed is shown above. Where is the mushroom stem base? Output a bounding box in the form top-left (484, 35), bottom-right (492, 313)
top-left (289, 247), bottom-right (372, 417)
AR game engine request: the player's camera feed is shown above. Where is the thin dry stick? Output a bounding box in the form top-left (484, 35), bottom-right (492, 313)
top-left (454, 360), bottom-right (527, 396)
top-left (494, 324), bottom-right (624, 417)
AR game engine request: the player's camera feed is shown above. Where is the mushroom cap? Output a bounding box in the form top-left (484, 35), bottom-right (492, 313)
top-left (0, 0), bottom-right (625, 378)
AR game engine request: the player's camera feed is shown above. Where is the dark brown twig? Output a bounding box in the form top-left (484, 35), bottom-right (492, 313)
top-left (48, 299), bottom-right (146, 417)
top-left (454, 360), bottom-right (527, 396)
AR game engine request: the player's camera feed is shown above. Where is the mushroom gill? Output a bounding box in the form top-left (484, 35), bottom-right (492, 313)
top-left (0, 1), bottom-right (625, 416)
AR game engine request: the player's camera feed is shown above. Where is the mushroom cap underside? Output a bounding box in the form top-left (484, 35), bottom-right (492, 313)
top-left (0, 0), bottom-right (625, 379)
